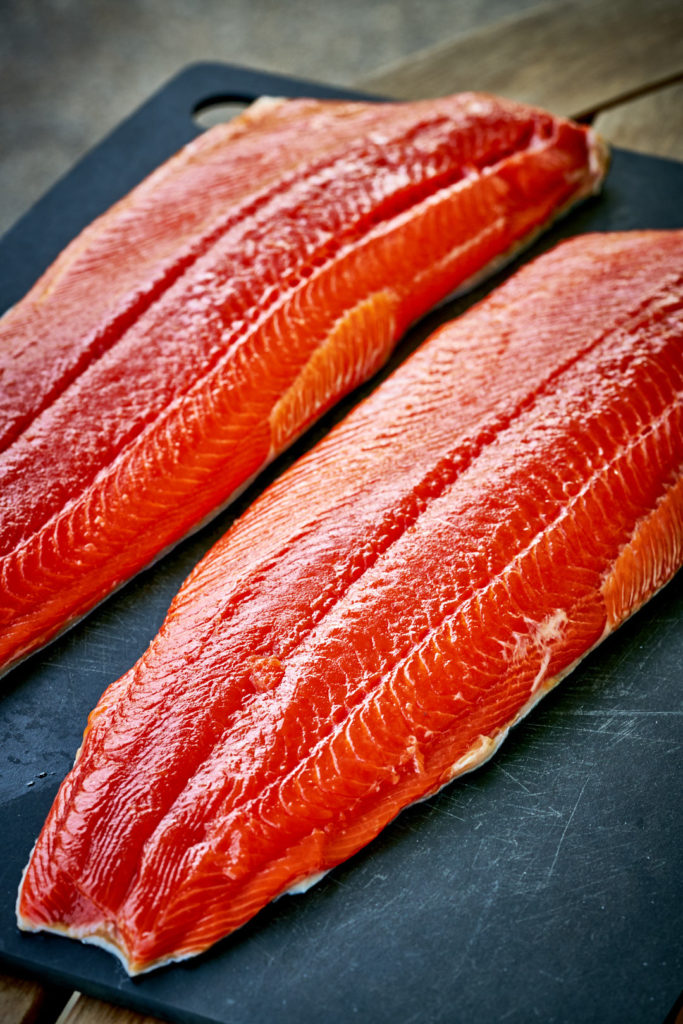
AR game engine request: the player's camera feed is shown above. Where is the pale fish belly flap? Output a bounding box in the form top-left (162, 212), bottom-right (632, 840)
top-left (603, 473), bottom-right (683, 628)
top-left (269, 288), bottom-right (398, 454)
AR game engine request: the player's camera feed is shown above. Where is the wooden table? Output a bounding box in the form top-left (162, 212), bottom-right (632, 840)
top-left (2, 1), bottom-right (682, 1022)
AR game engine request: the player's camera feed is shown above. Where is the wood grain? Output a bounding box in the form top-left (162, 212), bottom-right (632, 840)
top-left (56, 994), bottom-right (164, 1024)
top-left (355, 0), bottom-right (683, 117)
top-left (0, 972), bottom-right (49, 1024)
top-left (594, 80), bottom-right (683, 161)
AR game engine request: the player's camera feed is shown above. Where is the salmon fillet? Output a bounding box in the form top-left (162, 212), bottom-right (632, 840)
top-left (0, 93), bottom-right (606, 676)
top-left (17, 229), bottom-right (683, 974)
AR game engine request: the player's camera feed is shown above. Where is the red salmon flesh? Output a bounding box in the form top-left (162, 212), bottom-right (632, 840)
top-left (0, 93), bottom-right (606, 675)
top-left (16, 229), bottom-right (682, 974)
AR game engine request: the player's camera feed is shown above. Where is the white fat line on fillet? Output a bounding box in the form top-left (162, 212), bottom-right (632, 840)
top-left (434, 129), bottom-right (608, 309)
top-left (3, 115), bottom-right (603, 464)
top-left (68, 351), bottom-right (682, 892)
top-left (260, 321), bottom-right (683, 689)
top-left (8, 116), bottom-right (606, 494)
top-left (2, 109), bottom-right (540, 454)
top-left (160, 571), bottom-right (681, 962)
top-left (3, 165), bottom-right (514, 557)
top-left (108, 465), bottom-right (683, 920)
top-left (147, 401), bottom-right (681, 856)
top-left (280, 567), bottom-right (677, 901)
top-left (0, 454), bottom-right (272, 682)
top-left (125, 151), bottom-right (611, 621)
top-left (1, 144), bottom-right (603, 676)
top-left (16, 566), bottom-right (681, 976)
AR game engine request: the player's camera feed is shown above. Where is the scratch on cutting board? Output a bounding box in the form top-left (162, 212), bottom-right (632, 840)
top-left (547, 776), bottom-right (590, 879)
top-left (494, 762), bottom-right (535, 794)
top-left (576, 709), bottom-right (682, 716)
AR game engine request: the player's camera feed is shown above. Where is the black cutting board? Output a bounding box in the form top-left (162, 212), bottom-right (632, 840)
top-left (0, 64), bottom-right (681, 1024)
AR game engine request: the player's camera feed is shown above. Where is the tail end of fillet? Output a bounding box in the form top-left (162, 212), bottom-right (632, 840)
top-left (586, 128), bottom-right (610, 197)
top-left (16, 905), bottom-right (144, 977)
top-left (16, 855), bottom-right (138, 974)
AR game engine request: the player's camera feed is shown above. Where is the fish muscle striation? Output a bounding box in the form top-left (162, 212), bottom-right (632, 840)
top-left (17, 229), bottom-right (683, 974)
top-left (0, 93), bottom-right (606, 674)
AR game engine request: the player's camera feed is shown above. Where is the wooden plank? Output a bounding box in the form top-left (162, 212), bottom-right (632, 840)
top-left (0, 971), bottom-right (49, 1024)
top-left (56, 993), bottom-right (166, 1024)
top-left (355, 0), bottom-right (683, 117)
top-left (594, 80), bottom-right (683, 161)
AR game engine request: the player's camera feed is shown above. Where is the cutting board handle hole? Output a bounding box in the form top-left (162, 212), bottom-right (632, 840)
top-left (193, 96), bottom-right (252, 129)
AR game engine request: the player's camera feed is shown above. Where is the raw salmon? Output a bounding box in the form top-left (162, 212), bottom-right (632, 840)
top-left (17, 230), bottom-right (683, 974)
top-left (0, 93), bottom-right (606, 675)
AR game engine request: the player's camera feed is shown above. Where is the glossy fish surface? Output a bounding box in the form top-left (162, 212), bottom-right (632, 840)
top-left (17, 229), bottom-right (683, 974)
top-left (0, 93), bottom-right (606, 675)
